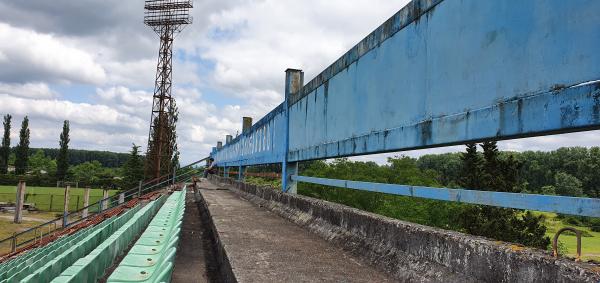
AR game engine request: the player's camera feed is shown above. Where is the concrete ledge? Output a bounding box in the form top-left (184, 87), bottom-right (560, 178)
top-left (210, 175), bottom-right (600, 283)
top-left (194, 187), bottom-right (237, 282)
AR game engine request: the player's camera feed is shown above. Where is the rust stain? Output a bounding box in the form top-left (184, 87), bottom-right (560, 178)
top-left (510, 245), bottom-right (525, 252)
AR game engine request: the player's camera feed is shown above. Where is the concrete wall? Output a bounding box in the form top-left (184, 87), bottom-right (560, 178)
top-left (209, 176), bottom-right (600, 283)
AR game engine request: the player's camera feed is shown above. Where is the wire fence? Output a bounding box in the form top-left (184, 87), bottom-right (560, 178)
top-left (0, 193), bottom-right (116, 212)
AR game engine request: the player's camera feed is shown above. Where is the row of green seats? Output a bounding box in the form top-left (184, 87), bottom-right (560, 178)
top-left (107, 189), bottom-right (186, 283)
top-left (0, 205), bottom-right (142, 283)
top-left (50, 196), bottom-right (167, 283)
top-left (0, 224), bottom-right (93, 280)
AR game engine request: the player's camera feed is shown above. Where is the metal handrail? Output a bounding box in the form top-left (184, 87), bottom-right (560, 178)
top-left (0, 157), bottom-right (208, 254)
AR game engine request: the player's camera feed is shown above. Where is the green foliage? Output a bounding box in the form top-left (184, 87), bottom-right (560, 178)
top-left (554, 172), bottom-right (583, 197)
top-left (69, 161), bottom-right (119, 188)
top-left (416, 152), bottom-right (462, 186)
top-left (298, 157), bottom-right (463, 230)
top-left (35, 148), bottom-right (129, 168)
top-left (539, 185), bottom-right (556, 195)
top-left (417, 146), bottom-right (600, 198)
top-left (56, 120), bottom-right (70, 180)
top-left (0, 114), bottom-right (10, 174)
top-left (121, 144), bottom-right (145, 190)
top-left (29, 149), bottom-right (57, 175)
top-left (457, 141), bottom-right (549, 249)
top-left (15, 116), bottom-right (30, 175)
top-left (145, 98), bottom-right (179, 178)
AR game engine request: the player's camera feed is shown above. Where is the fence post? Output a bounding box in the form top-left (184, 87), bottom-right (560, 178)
top-left (11, 232), bottom-right (16, 252)
top-left (49, 195), bottom-right (54, 212)
top-left (138, 180), bottom-right (143, 197)
top-left (62, 185), bottom-right (70, 227)
top-left (118, 192), bottom-right (125, 204)
top-left (14, 180), bottom-right (26, 224)
top-left (282, 68), bottom-right (303, 193)
top-left (82, 186), bottom-right (90, 218)
top-left (102, 189), bottom-right (109, 211)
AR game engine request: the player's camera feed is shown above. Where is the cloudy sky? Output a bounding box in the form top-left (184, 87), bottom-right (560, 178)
top-left (0, 0), bottom-right (598, 165)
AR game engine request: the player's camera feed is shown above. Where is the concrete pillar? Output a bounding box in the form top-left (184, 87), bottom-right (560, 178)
top-left (226, 135), bottom-right (233, 144)
top-left (102, 189), bottom-right (109, 210)
top-left (224, 167), bottom-right (229, 178)
top-left (282, 68), bottom-right (304, 193)
top-left (238, 165), bottom-right (245, 181)
top-left (118, 192), bottom-right (125, 204)
top-left (242, 117), bottom-right (253, 133)
top-left (62, 185), bottom-right (70, 227)
top-left (14, 180), bottom-right (26, 224)
top-left (82, 187), bottom-right (90, 218)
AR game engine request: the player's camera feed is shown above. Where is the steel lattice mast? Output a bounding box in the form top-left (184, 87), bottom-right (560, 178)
top-left (144, 0), bottom-right (193, 179)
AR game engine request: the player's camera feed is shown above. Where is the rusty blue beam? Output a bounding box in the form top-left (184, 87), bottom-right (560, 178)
top-left (292, 175), bottom-right (600, 217)
top-left (287, 0), bottom-right (600, 161)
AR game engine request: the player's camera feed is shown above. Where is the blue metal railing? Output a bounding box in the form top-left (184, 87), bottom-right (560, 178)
top-left (209, 0), bottom-right (600, 218)
top-left (292, 175), bottom-right (600, 217)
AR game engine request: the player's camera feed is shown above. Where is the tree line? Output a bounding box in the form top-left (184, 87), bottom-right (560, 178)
top-left (296, 142), bottom-right (600, 249)
top-left (0, 114), bottom-right (144, 189)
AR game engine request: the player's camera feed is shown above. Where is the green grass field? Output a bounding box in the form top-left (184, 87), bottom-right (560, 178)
top-left (535, 212), bottom-right (600, 262)
top-left (0, 186), bottom-right (119, 212)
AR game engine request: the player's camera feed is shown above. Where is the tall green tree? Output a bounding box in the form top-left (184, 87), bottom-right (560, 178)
top-left (0, 114), bottom-right (11, 174)
top-left (144, 98), bottom-right (179, 178)
top-left (458, 141), bottom-right (549, 249)
top-left (15, 116), bottom-right (30, 175)
top-left (122, 144), bottom-right (145, 189)
top-left (56, 120), bottom-right (70, 180)
top-left (29, 149), bottom-right (57, 174)
top-left (459, 143), bottom-right (481, 189)
top-left (554, 172), bottom-right (583, 197)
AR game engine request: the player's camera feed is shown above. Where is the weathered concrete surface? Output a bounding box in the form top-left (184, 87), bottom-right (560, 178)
top-left (209, 175), bottom-right (600, 283)
top-left (197, 180), bottom-right (395, 282)
top-left (172, 190), bottom-right (211, 283)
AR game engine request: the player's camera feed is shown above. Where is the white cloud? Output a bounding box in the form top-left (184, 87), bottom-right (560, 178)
top-left (0, 23), bottom-right (106, 84)
top-left (0, 82), bottom-right (56, 99)
top-left (1, 0), bottom-right (599, 166)
top-left (194, 0), bottom-right (408, 109)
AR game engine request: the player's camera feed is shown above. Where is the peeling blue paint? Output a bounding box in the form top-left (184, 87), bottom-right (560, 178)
top-left (210, 0), bottom-right (600, 215)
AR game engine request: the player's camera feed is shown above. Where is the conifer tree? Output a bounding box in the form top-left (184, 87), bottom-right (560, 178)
top-left (15, 116), bottom-right (30, 175)
top-left (0, 114), bottom-right (11, 174)
top-left (458, 141), bottom-right (549, 249)
top-left (56, 120), bottom-right (70, 180)
top-left (123, 144), bottom-right (145, 189)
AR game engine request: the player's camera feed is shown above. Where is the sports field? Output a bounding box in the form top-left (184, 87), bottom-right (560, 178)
top-left (0, 186), bottom-right (119, 212)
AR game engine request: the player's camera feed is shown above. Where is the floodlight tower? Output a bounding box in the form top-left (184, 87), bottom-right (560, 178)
top-left (144, 0), bottom-right (193, 179)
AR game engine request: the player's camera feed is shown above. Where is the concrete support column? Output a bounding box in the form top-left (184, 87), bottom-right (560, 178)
top-left (284, 162), bottom-right (299, 194)
top-left (14, 180), bottom-right (26, 224)
top-left (242, 117), bottom-right (252, 133)
top-left (102, 189), bottom-right (109, 210)
top-left (118, 192), bottom-right (125, 204)
top-left (282, 68), bottom-right (304, 193)
top-left (82, 186), bottom-right (90, 218)
top-left (238, 165), bottom-right (245, 181)
top-left (224, 167), bottom-right (229, 178)
top-left (62, 185), bottom-right (70, 227)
